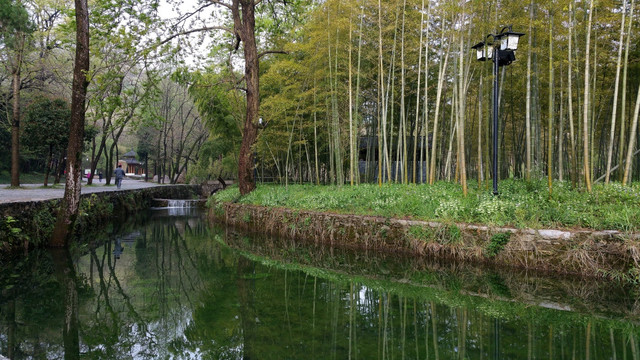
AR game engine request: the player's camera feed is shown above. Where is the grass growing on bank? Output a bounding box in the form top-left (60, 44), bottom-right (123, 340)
top-left (211, 179), bottom-right (640, 232)
top-left (0, 171), bottom-right (66, 185)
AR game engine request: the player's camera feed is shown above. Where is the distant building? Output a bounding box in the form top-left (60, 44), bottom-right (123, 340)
top-left (118, 150), bottom-right (144, 175)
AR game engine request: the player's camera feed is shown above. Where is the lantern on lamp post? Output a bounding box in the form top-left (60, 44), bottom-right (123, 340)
top-left (472, 26), bottom-right (524, 195)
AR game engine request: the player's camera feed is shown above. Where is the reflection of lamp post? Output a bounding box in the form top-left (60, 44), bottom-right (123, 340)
top-left (472, 26), bottom-right (524, 195)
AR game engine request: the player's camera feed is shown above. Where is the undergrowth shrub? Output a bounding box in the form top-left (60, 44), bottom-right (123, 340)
top-left (486, 232), bottom-right (511, 257)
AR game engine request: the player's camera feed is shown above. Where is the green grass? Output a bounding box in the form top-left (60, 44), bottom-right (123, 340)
top-left (0, 171), bottom-right (66, 185)
top-left (211, 179), bottom-right (640, 232)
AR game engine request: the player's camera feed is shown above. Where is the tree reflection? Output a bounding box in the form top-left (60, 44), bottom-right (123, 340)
top-left (50, 249), bottom-right (80, 360)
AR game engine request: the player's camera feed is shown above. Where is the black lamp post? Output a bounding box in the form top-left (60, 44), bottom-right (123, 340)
top-left (472, 26), bottom-right (524, 195)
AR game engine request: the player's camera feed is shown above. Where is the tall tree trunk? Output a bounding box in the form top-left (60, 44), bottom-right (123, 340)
top-left (457, 28), bottom-right (467, 196)
top-left (50, 0), bottom-right (90, 247)
top-left (44, 145), bottom-right (53, 187)
top-left (377, 0), bottom-right (384, 185)
top-left (548, 11), bottom-right (554, 195)
top-left (567, 0), bottom-right (578, 187)
top-left (313, 79), bottom-right (320, 184)
top-left (582, 0), bottom-right (594, 192)
top-left (618, 0), bottom-right (635, 182)
top-left (429, 30), bottom-right (450, 185)
top-left (354, 3), bottom-right (364, 185)
top-left (525, 0), bottom-right (534, 181)
top-left (235, 0), bottom-right (260, 195)
top-left (333, 24), bottom-right (343, 186)
top-left (412, 0), bottom-right (425, 184)
top-left (10, 33), bottom-right (26, 188)
top-left (605, 0), bottom-right (627, 184)
top-left (558, 73), bottom-right (565, 182)
top-left (400, 0), bottom-right (407, 184)
top-left (622, 83), bottom-right (640, 185)
top-left (421, 0), bottom-right (432, 184)
top-left (348, 4), bottom-right (354, 186)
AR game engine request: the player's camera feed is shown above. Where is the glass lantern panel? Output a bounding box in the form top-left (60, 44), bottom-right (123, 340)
top-left (499, 37), bottom-right (508, 50)
top-left (507, 34), bottom-right (520, 50)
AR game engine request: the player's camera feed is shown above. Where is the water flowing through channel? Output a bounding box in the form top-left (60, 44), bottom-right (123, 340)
top-left (0, 208), bottom-right (639, 359)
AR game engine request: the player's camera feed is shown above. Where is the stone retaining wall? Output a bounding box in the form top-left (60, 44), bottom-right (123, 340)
top-left (211, 203), bottom-right (640, 280)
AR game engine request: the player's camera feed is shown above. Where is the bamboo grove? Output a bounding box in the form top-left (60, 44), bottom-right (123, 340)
top-left (253, 0), bottom-right (640, 193)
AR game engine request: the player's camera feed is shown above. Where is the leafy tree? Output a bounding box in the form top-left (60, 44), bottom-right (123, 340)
top-left (0, 0), bottom-right (31, 46)
top-left (187, 69), bottom-right (241, 182)
top-left (21, 96), bottom-right (70, 186)
top-left (1, 0), bottom-right (33, 187)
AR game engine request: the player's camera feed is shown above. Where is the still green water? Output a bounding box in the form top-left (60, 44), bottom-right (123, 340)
top-left (1, 208), bottom-right (639, 359)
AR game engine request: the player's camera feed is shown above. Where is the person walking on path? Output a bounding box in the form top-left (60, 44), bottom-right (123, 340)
top-left (114, 164), bottom-right (125, 189)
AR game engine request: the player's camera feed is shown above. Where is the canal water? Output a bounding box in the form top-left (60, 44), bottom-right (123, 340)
top-left (1, 207), bottom-right (639, 359)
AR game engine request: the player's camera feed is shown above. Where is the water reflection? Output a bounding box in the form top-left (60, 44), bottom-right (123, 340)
top-left (0, 210), bottom-right (639, 359)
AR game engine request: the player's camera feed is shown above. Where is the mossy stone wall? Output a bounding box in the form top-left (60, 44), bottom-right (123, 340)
top-left (212, 203), bottom-right (640, 280)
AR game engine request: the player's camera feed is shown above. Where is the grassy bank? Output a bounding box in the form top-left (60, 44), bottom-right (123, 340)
top-left (211, 179), bottom-right (640, 232)
top-left (0, 171), bottom-right (66, 185)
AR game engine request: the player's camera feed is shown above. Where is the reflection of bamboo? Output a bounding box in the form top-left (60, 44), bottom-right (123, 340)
top-left (431, 302), bottom-right (439, 360)
top-left (284, 270), bottom-right (292, 340)
top-left (460, 309), bottom-right (467, 359)
top-left (550, 325), bottom-right (555, 358)
top-left (383, 294), bottom-right (389, 359)
top-left (609, 328), bottom-right (617, 360)
top-left (401, 297), bottom-right (407, 359)
top-left (528, 323), bottom-right (532, 360)
top-left (586, 321), bottom-right (591, 360)
top-left (424, 303), bottom-right (429, 359)
top-left (631, 333), bottom-right (638, 360)
top-left (332, 283), bottom-right (340, 358)
top-left (349, 282), bottom-right (354, 360)
top-left (571, 334), bottom-right (577, 359)
top-left (378, 294), bottom-right (382, 359)
top-left (413, 300), bottom-right (419, 358)
top-left (313, 277), bottom-right (317, 359)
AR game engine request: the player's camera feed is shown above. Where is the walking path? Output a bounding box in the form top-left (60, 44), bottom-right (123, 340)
top-left (0, 179), bottom-right (163, 204)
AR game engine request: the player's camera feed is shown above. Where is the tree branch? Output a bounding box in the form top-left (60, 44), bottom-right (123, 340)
top-left (258, 50), bottom-right (288, 59)
top-left (208, 0), bottom-right (233, 10)
top-left (155, 26), bottom-right (234, 48)
top-left (174, 3), bottom-right (215, 26)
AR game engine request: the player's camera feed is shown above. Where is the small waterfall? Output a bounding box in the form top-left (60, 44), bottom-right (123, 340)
top-left (152, 198), bottom-right (205, 216)
top-left (166, 199), bottom-right (200, 208)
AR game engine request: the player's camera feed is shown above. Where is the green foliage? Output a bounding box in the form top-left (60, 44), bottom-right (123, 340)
top-left (77, 194), bottom-right (114, 229)
top-left (207, 186), bottom-right (241, 216)
top-left (0, 0), bottom-right (32, 47)
top-left (31, 206), bottom-right (56, 243)
top-left (486, 232), bottom-right (512, 258)
top-left (186, 69), bottom-right (242, 183)
top-left (21, 97), bottom-right (71, 161)
top-left (447, 224), bottom-right (462, 244)
top-left (207, 180), bottom-right (640, 232)
top-left (408, 225), bottom-right (434, 242)
top-left (0, 216), bottom-right (29, 248)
